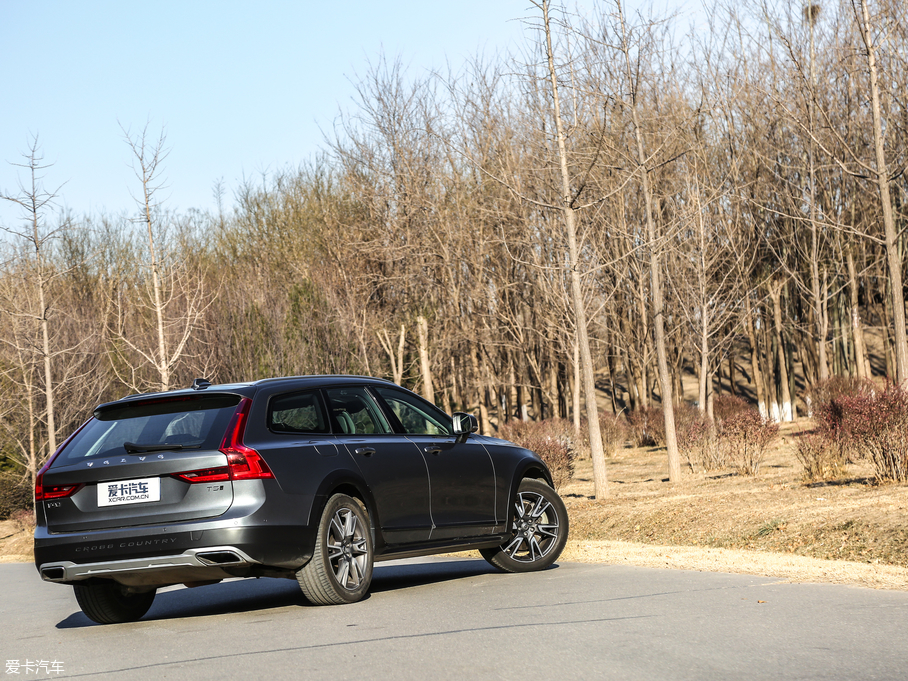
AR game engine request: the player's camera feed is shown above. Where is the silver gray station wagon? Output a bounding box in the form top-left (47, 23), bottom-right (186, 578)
top-left (34, 376), bottom-right (568, 623)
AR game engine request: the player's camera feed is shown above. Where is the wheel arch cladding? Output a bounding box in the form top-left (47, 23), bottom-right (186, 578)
top-left (502, 462), bottom-right (554, 529)
top-left (514, 462), bottom-right (554, 489)
top-left (311, 473), bottom-right (382, 546)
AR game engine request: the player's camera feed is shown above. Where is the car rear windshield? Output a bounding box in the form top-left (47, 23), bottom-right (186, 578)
top-left (52, 394), bottom-right (242, 466)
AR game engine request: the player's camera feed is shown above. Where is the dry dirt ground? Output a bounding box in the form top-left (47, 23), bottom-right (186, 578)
top-left (4, 420), bottom-right (908, 590)
top-left (555, 419), bottom-right (908, 590)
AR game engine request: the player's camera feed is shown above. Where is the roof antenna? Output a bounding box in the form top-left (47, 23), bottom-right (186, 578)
top-left (191, 378), bottom-right (212, 391)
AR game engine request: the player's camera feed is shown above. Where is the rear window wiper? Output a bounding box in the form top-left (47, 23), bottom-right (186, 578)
top-left (123, 442), bottom-right (202, 453)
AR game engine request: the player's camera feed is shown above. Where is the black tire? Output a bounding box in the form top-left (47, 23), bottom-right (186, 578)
top-left (297, 493), bottom-right (374, 605)
top-left (480, 478), bottom-right (568, 573)
top-left (73, 582), bottom-right (156, 624)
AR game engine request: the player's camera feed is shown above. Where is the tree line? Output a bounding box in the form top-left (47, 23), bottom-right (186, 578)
top-left (2, 0), bottom-right (906, 498)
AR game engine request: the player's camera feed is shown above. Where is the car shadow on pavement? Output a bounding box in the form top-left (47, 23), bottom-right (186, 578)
top-left (56, 578), bottom-right (309, 628)
top-left (55, 558), bottom-right (514, 628)
top-left (369, 558), bottom-right (499, 594)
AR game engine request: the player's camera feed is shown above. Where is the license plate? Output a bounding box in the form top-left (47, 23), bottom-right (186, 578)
top-left (97, 477), bottom-right (161, 507)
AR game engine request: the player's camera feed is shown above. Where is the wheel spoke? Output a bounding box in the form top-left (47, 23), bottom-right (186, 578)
top-left (349, 556), bottom-right (363, 585)
top-left (536, 523), bottom-right (558, 538)
top-left (329, 516), bottom-right (345, 540)
top-left (351, 538), bottom-right (368, 556)
top-left (504, 535), bottom-right (525, 557)
top-left (336, 558), bottom-right (351, 587)
top-left (343, 510), bottom-right (357, 538)
top-left (530, 498), bottom-right (552, 521)
top-left (326, 541), bottom-right (344, 561)
top-left (528, 534), bottom-right (545, 559)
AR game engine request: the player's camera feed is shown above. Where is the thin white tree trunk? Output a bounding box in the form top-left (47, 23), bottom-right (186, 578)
top-left (770, 281), bottom-right (794, 422)
top-left (39, 285), bottom-right (56, 454)
top-left (808, 12), bottom-right (829, 383)
top-left (857, 0), bottom-right (908, 385)
top-left (846, 248), bottom-right (870, 379)
top-left (33, 210), bottom-right (55, 454)
top-left (744, 297), bottom-right (767, 419)
top-left (617, 0), bottom-right (681, 482)
top-left (416, 314), bottom-right (435, 403)
top-left (541, 0), bottom-right (609, 497)
top-left (573, 337), bottom-right (582, 435)
top-left (143, 184), bottom-right (169, 392)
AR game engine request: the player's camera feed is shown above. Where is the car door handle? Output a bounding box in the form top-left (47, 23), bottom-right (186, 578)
top-left (354, 447), bottom-right (375, 457)
top-left (423, 446), bottom-right (442, 455)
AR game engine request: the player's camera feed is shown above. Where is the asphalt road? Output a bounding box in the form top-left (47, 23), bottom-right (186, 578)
top-left (2, 557), bottom-right (907, 680)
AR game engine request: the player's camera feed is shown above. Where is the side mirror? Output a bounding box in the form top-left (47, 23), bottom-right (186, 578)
top-left (452, 412), bottom-right (479, 437)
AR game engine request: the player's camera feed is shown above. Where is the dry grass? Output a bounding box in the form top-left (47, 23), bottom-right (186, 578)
top-left (0, 511), bottom-right (35, 564)
top-left (563, 419), bottom-right (908, 572)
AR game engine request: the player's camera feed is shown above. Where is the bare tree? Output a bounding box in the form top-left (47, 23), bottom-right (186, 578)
top-left (378, 324), bottom-right (407, 386)
top-left (110, 125), bottom-right (212, 392)
top-left (609, 0), bottom-right (686, 478)
top-left (0, 137), bottom-right (63, 460)
top-left (525, 0), bottom-right (610, 497)
top-left (853, 0), bottom-right (908, 385)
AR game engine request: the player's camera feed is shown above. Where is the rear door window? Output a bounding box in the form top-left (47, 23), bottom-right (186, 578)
top-left (323, 387), bottom-right (391, 435)
top-left (268, 390), bottom-right (329, 433)
top-left (53, 394), bottom-right (242, 466)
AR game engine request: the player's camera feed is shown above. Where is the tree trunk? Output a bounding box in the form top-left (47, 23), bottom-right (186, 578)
top-left (770, 281), bottom-right (794, 422)
top-left (416, 314), bottom-right (435, 403)
top-left (572, 337), bottom-right (581, 434)
top-left (450, 356), bottom-right (461, 410)
top-left (744, 296), bottom-right (767, 419)
top-left (857, 0), bottom-right (908, 385)
top-left (39, 284), bottom-right (56, 455)
top-left (698, 327), bottom-right (709, 416)
top-left (377, 323), bottom-right (406, 386)
top-left (846, 247), bottom-right (870, 379)
top-left (143, 183), bottom-right (169, 392)
top-left (808, 13), bottom-right (829, 384)
top-left (541, 0), bottom-right (608, 497)
top-left (470, 346), bottom-right (491, 435)
top-left (619, 5), bottom-right (681, 481)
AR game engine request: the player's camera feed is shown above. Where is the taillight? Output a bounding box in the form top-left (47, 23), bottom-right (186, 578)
top-left (172, 467), bottom-right (231, 483)
top-left (219, 397), bottom-right (273, 481)
top-left (35, 480), bottom-right (84, 501)
top-left (35, 418), bottom-right (93, 504)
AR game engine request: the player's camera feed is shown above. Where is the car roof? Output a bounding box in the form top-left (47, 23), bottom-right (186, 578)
top-left (253, 375), bottom-right (395, 389)
top-left (96, 375), bottom-right (398, 411)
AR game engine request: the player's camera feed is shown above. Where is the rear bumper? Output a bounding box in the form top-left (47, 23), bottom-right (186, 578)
top-left (35, 521), bottom-right (316, 586)
top-left (38, 546), bottom-right (258, 585)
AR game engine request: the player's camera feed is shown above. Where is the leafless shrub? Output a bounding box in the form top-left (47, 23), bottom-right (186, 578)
top-left (0, 473), bottom-right (33, 518)
top-left (675, 406), bottom-right (723, 472)
top-left (9, 507), bottom-right (35, 531)
top-left (806, 376), bottom-right (876, 419)
top-left (497, 419), bottom-right (574, 490)
top-left (819, 386), bottom-right (908, 482)
top-left (626, 407), bottom-right (665, 448)
top-left (794, 429), bottom-right (845, 482)
top-left (718, 409), bottom-right (779, 476)
top-left (598, 413), bottom-right (628, 456)
top-left (712, 395), bottom-right (750, 424)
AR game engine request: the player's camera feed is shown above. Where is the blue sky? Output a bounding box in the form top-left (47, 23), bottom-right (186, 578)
top-left (0, 1), bottom-right (688, 227)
